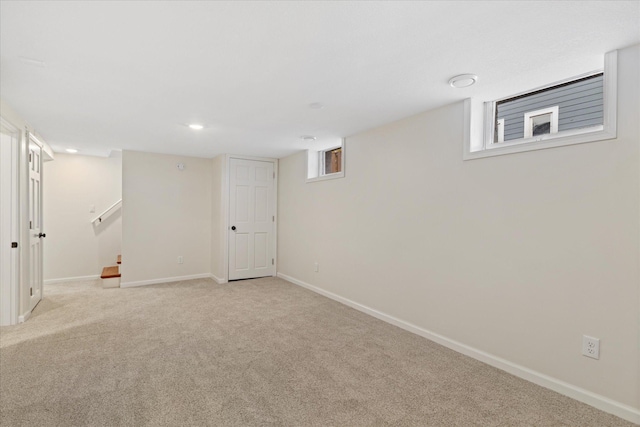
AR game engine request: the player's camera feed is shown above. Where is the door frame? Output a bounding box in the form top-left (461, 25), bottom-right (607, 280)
top-left (0, 117), bottom-right (20, 326)
top-left (26, 132), bottom-right (44, 313)
top-left (223, 154), bottom-right (278, 282)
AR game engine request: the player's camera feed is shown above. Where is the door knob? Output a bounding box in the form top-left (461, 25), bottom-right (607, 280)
top-left (38, 233), bottom-right (46, 238)
top-left (231, 226), bottom-right (236, 231)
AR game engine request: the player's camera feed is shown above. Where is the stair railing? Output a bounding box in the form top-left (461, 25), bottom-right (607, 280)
top-left (92, 199), bottom-right (122, 226)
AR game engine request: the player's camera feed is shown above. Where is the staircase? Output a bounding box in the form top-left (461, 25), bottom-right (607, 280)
top-left (101, 255), bottom-right (121, 288)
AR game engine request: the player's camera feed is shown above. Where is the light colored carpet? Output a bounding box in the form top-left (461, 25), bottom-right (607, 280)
top-left (0, 277), bottom-right (634, 426)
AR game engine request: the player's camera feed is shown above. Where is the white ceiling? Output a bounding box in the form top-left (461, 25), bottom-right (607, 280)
top-left (1, 1), bottom-right (638, 158)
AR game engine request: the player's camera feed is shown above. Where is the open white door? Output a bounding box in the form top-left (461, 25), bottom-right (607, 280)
top-left (28, 136), bottom-right (43, 311)
top-left (228, 158), bottom-right (275, 281)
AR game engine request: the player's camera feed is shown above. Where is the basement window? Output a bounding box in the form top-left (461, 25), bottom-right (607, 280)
top-left (307, 139), bottom-right (345, 182)
top-left (464, 50), bottom-right (617, 160)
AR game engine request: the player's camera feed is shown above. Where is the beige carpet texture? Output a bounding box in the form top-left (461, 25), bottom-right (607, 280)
top-left (0, 277), bottom-right (634, 426)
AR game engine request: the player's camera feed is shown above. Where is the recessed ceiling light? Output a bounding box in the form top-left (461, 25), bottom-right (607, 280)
top-left (308, 102), bottom-right (324, 110)
top-left (300, 135), bottom-right (316, 141)
top-left (188, 124), bottom-right (204, 130)
top-left (65, 148), bottom-right (78, 153)
top-left (448, 74), bottom-right (478, 88)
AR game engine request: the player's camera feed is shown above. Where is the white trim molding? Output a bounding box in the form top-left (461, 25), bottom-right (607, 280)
top-left (120, 273), bottom-right (213, 288)
top-left (210, 274), bottom-right (227, 284)
top-left (44, 275), bottom-right (100, 285)
top-left (277, 272), bottom-right (640, 424)
top-left (18, 309), bottom-right (31, 323)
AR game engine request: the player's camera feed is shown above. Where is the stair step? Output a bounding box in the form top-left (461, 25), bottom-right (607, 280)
top-left (117, 255), bottom-right (122, 264)
top-left (101, 265), bottom-right (121, 279)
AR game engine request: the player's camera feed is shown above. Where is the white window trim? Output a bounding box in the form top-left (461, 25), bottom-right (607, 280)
top-left (306, 139), bottom-right (345, 183)
top-left (464, 50), bottom-right (617, 160)
top-left (523, 105), bottom-right (559, 138)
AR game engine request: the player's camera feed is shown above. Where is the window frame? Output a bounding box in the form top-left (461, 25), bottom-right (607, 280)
top-left (464, 50), bottom-right (617, 160)
top-left (306, 139), bottom-right (346, 183)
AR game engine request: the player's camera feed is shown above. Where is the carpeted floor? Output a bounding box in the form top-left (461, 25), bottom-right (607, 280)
top-left (0, 277), bottom-right (634, 426)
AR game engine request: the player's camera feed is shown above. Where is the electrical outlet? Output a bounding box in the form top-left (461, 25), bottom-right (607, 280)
top-left (177, 256), bottom-right (183, 264)
top-left (314, 262), bottom-right (319, 272)
top-left (582, 335), bottom-right (600, 359)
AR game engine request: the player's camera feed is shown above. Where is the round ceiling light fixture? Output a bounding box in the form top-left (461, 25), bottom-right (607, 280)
top-left (188, 123), bottom-right (204, 130)
top-left (448, 74), bottom-right (478, 88)
top-left (65, 148), bottom-right (78, 153)
top-left (300, 135), bottom-right (317, 141)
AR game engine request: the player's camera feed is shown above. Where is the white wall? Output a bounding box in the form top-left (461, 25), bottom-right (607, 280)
top-left (43, 153), bottom-right (122, 281)
top-left (277, 45), bottom-right (639, 416)
top-left (121, 150), bottom-right (212, 286)
top-left (210, 155), bottom-right (226, 282)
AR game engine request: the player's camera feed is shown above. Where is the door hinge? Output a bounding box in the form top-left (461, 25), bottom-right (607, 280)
top-left (30, 288), bottom-right (33, 296)
top-left (273, 172), bottom-right (275, 179)
top-left (11, 242), bottom-right (18, 248)
top-left (30, 221), bottom-right (32, 229)
top-left (272, 216), bottom-right (275, 222)
top-left (272, 258), bottom-right (274, 265)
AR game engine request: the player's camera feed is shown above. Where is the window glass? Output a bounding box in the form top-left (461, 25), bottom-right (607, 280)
top-left (495, 73), bottom-right (603, 143)
top-left (532, 113), bottom-right (552, 136)
top-left (324, 147), bottom-right (342, 175)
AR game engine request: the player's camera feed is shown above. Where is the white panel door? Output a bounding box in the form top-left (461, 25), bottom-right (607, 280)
top-left (228, 159), bottom-right (275, 281)
top-left (28, 139), bottom-right (43, 311)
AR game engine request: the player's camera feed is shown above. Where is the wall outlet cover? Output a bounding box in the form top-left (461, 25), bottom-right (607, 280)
top-left (582, 335), bottom-right (600, 360)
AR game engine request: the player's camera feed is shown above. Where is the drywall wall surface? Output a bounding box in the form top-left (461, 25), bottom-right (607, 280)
top-left (210, 154), bottom-right (226, 281)
top-left (121, 150), bottom-right (211, 284)
top-left (278, 45), bottom-right (639, 410)
top-left (43, 153), bottom-right (122, 280)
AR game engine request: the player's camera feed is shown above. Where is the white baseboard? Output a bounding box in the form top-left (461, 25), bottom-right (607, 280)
top-left (277, 272), bottom-right (640, 425)
top-left (210, 274), bottom-right (227, 284)
top-left (18, 309), bottom-right (31, 323)
top-left (44, 275), bottom-right (100, 285)
top-left (120, 273), bottom-right (213, 288)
